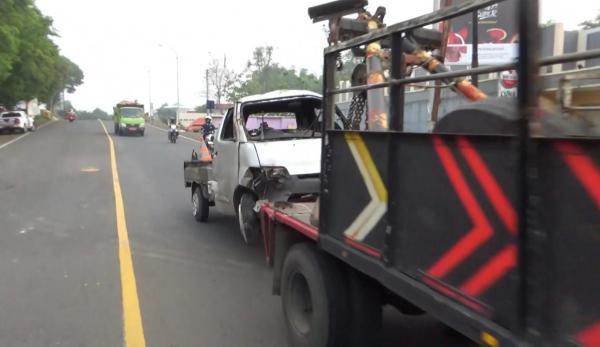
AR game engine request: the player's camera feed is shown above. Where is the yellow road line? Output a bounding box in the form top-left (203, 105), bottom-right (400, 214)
top-left (99, 120), bottom-right (147, 347)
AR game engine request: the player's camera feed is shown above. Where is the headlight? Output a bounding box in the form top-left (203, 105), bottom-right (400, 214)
top-left (139, 123), bottom-right (145, 128)
top-left (263, 167), bottom-right (289, 179)
top-left (120, 123), bottom-right (126, 128)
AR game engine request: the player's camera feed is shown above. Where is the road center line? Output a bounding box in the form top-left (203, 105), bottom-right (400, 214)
top-left (98, 120), bottom-right (147, 347)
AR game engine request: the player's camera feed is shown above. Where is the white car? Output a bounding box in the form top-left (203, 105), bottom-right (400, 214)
top-left (0, 110), bottom-right (35, 133)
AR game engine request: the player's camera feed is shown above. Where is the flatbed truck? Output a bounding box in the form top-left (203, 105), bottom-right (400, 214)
top-left (258, 1), bottom-right (600, 346)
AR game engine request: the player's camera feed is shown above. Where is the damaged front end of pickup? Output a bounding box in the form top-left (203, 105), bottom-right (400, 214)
top-left (244, 166), bottom-right (320, 204)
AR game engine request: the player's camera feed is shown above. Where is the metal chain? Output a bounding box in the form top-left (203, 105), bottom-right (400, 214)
top-left (348, 91), bottom-right (367, 130)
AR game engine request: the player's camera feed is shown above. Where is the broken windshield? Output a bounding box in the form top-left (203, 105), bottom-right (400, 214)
top-left (243, 98), bottom-right (322, 141)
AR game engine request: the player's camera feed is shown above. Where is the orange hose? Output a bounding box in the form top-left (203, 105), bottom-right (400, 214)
top-left (455, 80), bottom-right (488, 102)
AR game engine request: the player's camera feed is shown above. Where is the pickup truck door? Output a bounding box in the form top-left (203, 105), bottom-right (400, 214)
top-left (212, 108), bottom-right (238, 215)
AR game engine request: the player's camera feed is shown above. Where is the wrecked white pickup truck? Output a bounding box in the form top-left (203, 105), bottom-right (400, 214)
top-left (184, 90), bottom-right (336, 243)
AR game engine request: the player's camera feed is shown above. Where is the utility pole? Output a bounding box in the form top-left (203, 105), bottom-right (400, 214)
top-left (148, 70), bottom-right (153, 119)
top-left (206, 68), bottom-right (210, 116)
top-left (220, 54), bottom-right (227, 106)
top-left (159, 44), bottom-right (180, 123)
top-left (176, 55), bottom-right (180, 107)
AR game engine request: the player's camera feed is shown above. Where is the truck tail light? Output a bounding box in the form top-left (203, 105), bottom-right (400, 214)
top-left (14, 118), bottom-right (20, 125)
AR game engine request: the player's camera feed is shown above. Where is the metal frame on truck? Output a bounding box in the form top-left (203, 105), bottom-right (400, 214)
top-left (260, 0), bottom-right (600, 346)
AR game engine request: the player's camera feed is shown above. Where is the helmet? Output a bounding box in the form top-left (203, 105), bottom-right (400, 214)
top-left (205, 116), bottom-right (212, 122)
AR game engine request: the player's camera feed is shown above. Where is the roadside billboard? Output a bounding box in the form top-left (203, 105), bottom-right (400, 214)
top-left (442, 0), bottom-right (519, 65)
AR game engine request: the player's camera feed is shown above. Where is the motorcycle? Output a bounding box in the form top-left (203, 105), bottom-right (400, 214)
top-left (65, 112), bottom-right (76, 122)
top-left (204, 131), bottom-right (215, 154)
top-left (168, 124), bottom-right (178, 143)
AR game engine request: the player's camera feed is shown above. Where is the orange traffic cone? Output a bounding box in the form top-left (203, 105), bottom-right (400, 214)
top-left (198, 141), bottom-right (212, 162)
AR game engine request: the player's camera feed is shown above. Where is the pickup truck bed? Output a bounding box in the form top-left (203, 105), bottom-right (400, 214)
top-left (183, 160), bottom-right (213, 187)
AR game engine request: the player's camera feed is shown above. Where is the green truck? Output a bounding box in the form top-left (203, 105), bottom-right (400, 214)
top-left (113, 101), bottom-right (146, 136)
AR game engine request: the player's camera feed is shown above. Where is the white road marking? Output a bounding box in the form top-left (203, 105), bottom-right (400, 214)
top-left (0, 132), bottom-right (31, 150)
top-left (0, 119), bottom-right (56, 150)
top-left (147, 124), bottom-right (202, 143)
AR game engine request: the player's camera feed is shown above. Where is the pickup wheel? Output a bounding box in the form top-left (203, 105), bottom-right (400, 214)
top-left (281, 243), bottom-right (348, 347)
top-left (192, 186), bottom-right (209, 222)
top-left (237, 192), bottom-right (259, 244)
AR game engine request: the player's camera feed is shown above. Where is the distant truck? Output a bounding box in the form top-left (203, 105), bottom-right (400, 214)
top-left (113, 101), bottom-right (145, 136)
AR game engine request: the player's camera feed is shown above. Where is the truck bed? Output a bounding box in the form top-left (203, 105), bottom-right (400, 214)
top-left (261, 202), bottom-right (319, 242)
top-left (183, 160), bottom-right (213, 187)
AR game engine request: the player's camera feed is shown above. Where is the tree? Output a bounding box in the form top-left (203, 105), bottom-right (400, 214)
top-left (580, 11), bottom-right (600, 29)
top-left (207, 55), bottom-right (239, 105)
top-left (0, 0), bottom-right (22, 82)
top-left (156, 103), bottom-right (176, 123)
top-left (0, 0), bottom-right (83, 108)
top-left (227, 46), bottom-right (322, 101)
top-left (45, 56), bottom-right (84, 112)
top-left (78, 108), bottom-right (110, 120)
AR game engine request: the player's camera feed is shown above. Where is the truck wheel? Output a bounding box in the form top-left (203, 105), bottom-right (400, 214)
top-left (281, 243), bottom-right (348, 347)
top-left (237, 192), bottom-right (259, 244)
top-left (345, 270), bottom-right (383, 347)
top-left (192, 186), bottom-right (209, 222)
top-left (114, 124), bottom-right (118, 135)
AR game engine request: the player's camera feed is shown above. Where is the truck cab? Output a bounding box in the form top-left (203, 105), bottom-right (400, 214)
top-left (113, 101), bottom-right (145, 136)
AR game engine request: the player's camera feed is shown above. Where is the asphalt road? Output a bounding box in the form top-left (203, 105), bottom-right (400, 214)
top-left (0, 120), bottom-right (476, 347)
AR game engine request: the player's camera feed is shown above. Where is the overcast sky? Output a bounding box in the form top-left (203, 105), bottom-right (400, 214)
top-left (35, 0), bottom-right (599, 112)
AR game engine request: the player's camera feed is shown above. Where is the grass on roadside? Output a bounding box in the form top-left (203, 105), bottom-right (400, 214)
top-left (34, 115), bottom-right (52, 127)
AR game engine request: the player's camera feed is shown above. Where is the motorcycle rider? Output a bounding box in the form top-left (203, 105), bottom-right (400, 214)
top-left (168, 117), bottom-right (178, 142)
top-left (201, 116), bottom-right (215, 141)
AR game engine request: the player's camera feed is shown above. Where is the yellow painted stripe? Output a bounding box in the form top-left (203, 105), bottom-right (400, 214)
top-left (99, 120), bottom-right (147, 347)
top-left (481, 332), bottom-right (500, 347)
top-left (344, 133), bottom-right (388, 202)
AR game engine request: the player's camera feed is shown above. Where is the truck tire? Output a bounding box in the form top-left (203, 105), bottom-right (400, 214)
top-left (345, 270), bottom-right (383, 347)
top-left (281, 243), bottom-right (348, 347)
top-left (114, 124), bottom-right (119, 135)
top-left (237, 192), bottom-right (259, 244)
top-left (192, 186), bottom-right (209, 222)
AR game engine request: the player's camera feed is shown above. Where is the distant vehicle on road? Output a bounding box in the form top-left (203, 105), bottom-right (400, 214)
top-left (184, 90), bottom-right (327, 243)
top-left (64, 110), bottom-right (77, 122)
top-left (0, 110), bottom-right (35, 133)
top-left (113, 101), bottom-right (145, 136)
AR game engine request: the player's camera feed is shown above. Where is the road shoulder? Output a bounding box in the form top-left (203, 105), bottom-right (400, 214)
top-left (0, 118), bottom-right (57, 149)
